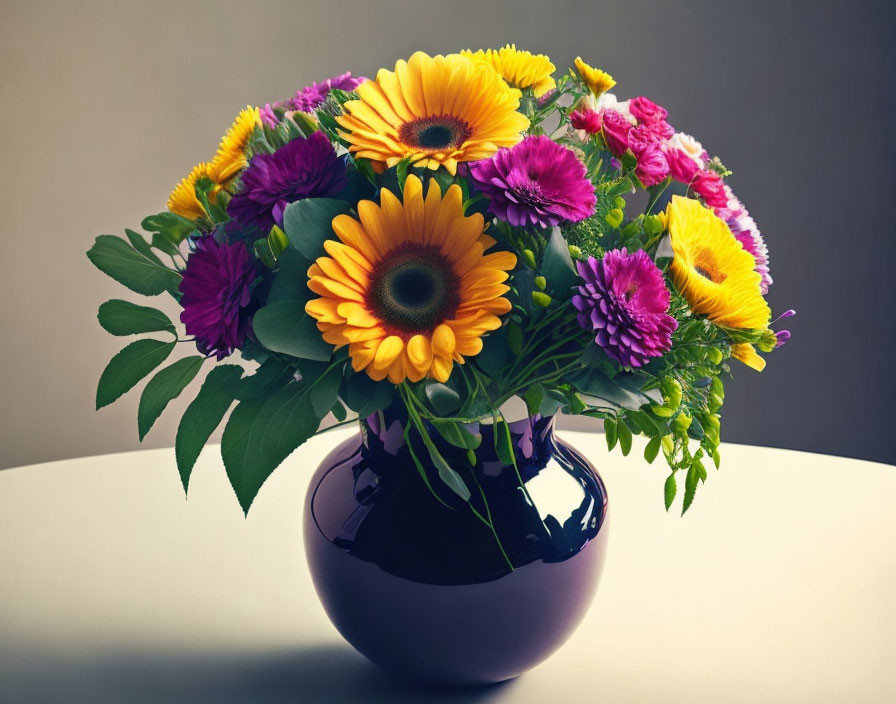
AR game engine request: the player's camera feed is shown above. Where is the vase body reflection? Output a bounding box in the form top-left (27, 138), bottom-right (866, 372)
top-left (304, 408), bottom-right (609, 686)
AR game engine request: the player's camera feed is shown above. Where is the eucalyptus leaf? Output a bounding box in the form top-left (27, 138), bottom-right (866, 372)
top-left (267, 247), bottom-right (313, 304)
top-left (344, 372), bottom-right (394, 418)
top-left (98, 299), bottom-right (175, 337)
top-left (252, 302), bottom-right (332, 361)
top-left (281, 198), bottom-right (352, 261)
top-left (96, 339), bottom-right (176, 410)
top-left (431, 419), bottom-right (480, 450)
top-left (137, 356), bottom-right (204, 440)
top-left (176, 365), bottom-right (244, 491)
top-left (424, 382), bottom-right (461, 415)
top-left (540, 226), bottom-right (578, 295)
top-left (310, 364), bottom-right (343, 418)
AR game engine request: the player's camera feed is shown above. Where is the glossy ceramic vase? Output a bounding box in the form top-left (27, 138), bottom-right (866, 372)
top-left (304, 406), bottom-right (609, 686)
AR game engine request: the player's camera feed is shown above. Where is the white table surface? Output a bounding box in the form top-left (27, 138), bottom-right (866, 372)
top-left (1, 429), bottom-right (894, 703)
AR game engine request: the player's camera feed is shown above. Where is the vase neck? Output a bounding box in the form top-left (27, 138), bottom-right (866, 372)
top-left (361, 408), bottom-right (556, 468)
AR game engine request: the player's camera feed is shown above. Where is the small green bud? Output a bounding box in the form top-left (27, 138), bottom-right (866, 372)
top-left (534, 275), bottom-right (546, 290)
top-left (521, 248), bottom-right (537, 268)
top-left (613, 196), bottom-right (627, 209)
top-left (707, 347), bottom-right (724, 365)
top-left (673, 412), bottom-right (692, 434)
top-left (651, 403), bottom-right (676, 418)
top-left (621, 220), bottom-right (640, 239)
top-left (605, 208), bottom-right (624, 228)
top-left (568, 244), bottom-right (583, 259)
top-left (643, 214), bottom-right (664, 236)
top-left (660, 378), bottom-right (683, 410)
top-left (709, 392), bottom-right (724, 411)
top-left (532, 291), bottom-right (552, 307)
top-left (711, 375), bottom-right (724, 397)
top-left (757, 329), bottom-right (777, 352)
top-left (467, 449), bottom-right (477, 466)
top-left (661, 435), bottom-right (674, 455)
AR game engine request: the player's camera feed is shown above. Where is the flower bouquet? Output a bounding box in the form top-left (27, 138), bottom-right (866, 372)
top-left (88, 47), bottom-right (791, 684)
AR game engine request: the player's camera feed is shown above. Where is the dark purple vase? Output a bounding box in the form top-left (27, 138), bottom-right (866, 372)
top-left (304, 408), bottom-right (609, 686)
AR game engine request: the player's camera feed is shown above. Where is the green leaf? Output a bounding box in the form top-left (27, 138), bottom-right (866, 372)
top-left (540, 226), bottom-right (578, 295)
top-left (682, 463), bottom-right (700, 515)
top-left (604, 417), bottom-right (617, 451)
top-left (431, 419), bottom-right (480, 450)
top-left (252, 301), bottom-right (333, 361)
top-left (176, 365), bottom-right (244, 492)
top-left (267, 247), bottom-right (313, 304)
top-left (281, 198), bottom-right (352, 261)
top-left (644, 436), bottom-right (661, 464)
top-left (425, 443), bottom-right (471, 501)
top-left (344, 372), bottom-right (394, 418)
top-left (87, 235), bottom-right (182, 297)
top-left (617, 420), bottom-right (632, 456)
top-left (137, 356), bottom-right (204, 440)
top-left (424, 382), bottom-right (461, 415)
top-left (474, 327), bottom-right (510, 377)
top-left (310, 364), bottom-right (343, 418)
top-left (96, 339), bottom-right (176, 410)
top-left (98, 299), bottom-right (175, 337)
top-left (524, 384), bottom-right (545, 416)
top-left (494, 420), bottom-right (515, 466)
top-left (331, 399), bottom-right (347, 422)
top-left (663, 472), bottom-right (677, 511)
top-left (125, 229), bottom-right (164, 265)
top-left (571, 369), bottom-right (655, 412)
top-left (238, 359), bottom-right (292, 401)
top-left (221, 382), bottom-right (321, 513)
top-left (141, 211), bottom-right (195, 246)
top-left (506, 321), bottom-right (522, 355)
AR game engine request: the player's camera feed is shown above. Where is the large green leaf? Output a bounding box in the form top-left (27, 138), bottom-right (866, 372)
top-left (281, 198), bottom-right (352, 262)
top-left (96, 339), bottom-right (176, 409)
top-left (310, 364), bottom-right (343, 418)
top-left (570, 369), bottom-right (657, 411)
top-left (267, 247), bottom-right (313, 304)
top-left (87, 235), bottom-right (182, 297)
top-left (124, 229), bottom-right (164, 265)
top-left (424, 382), bottom-right (461, 416)
top-left (141, 212), bottom-right (196, 246)
top-left (221, 382), bottom-right (321, 513)
top-left (137, 356), bottom-right (204, 440)
top-left (430, 419), bottom-right (480, 450)
top-left (540, 226), bottom-right (579, 295)
top-left (176, 365), bottom-right (244, 491)
top-left (344, 372), bottom-right (394, 418)
top-left (252, 301), bottom-right (332, 361)
top-left (97, 299), bottom-right (175, 337)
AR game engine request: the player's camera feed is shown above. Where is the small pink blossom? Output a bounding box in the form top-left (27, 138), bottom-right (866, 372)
top-left (633, 143), bottom-right (670, 186)
top-left (691, 170), bottom-right (730, 208)
top-left (665, 148), bottom-right (700, 183)
top-left (599, 109), bottom-right (633, 156)
top-left (570, 108), bottom-right (602, 134)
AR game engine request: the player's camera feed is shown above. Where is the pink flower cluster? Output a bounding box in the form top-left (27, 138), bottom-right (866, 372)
top-left (570, 94), bottom-right (772, 291)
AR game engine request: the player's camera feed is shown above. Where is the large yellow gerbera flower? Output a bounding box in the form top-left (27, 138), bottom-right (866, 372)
top-left (574, 57), bottom-right (616, 97)
top-left (665, 196), bottom-right (771, 330)
top-left (335, 52), bottom-right (530, 175)
top-left (305, 174), bottom-right (516, 384)
top-left (167, 162), bottom-right (211, 220)
top-left (461, 45), bottom-right (556, 97)
top-left (207, 106), bottom-right (261, 184)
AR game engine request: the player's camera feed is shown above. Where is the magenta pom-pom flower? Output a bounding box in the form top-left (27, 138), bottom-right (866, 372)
top-left (228, 132), bottom-right (347, 231)
top-left (573, 249), bottom-right (677, 369)
top-left (179, 236), bottom-right (258, 360)
top-left (469, 135), bottom-right (596, 228)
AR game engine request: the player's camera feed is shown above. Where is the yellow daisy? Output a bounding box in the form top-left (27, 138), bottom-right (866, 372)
top-left (305, 174), bottom-right (516, 384)
top-left (664, 196), bottom-right (771, 330)
top-left (207, 106), bottom-right (261, 184)
top-left (335, 51), bottom-right (530, 175)
top-left (167, 162), bottom-right (211, 221)
top-left (730, 343), bottom-right (766, 372)
top-left (460, 45), bottom-right (556, 97)
top-left (574, 57), bottom-right (616, 96)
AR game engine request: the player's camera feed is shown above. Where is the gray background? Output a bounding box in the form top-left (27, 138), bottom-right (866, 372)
top-left (1, 0), bottom-right (893, 469)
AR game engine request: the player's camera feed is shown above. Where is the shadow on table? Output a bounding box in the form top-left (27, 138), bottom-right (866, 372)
top-left (2, 643), bottom-right (516, 704)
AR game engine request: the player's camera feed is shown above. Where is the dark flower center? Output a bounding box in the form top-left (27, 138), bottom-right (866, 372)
top-left (367, 244), bottom-right (460, 338)
top-left (399, 115), bottom-right (473, 151)
top-left (693, 250), bottom-right (728, 284)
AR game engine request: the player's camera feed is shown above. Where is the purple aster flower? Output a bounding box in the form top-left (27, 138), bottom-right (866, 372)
top-left (260, 73), bottom-right (365, 127)
top-left (573, 249), bottom-right (678, 369)
top-left (469, 135), bottom-right (596, 228)
top-left (227, 132), bottom-right (347, 231)
top-left (180, 236), bottom-right (258, 360)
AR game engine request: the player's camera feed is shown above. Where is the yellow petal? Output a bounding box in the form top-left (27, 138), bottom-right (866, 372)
top-left (431, 324), bottom-right (456, 357)
top-left (431, 355), bottom-right (454, 382)
top-left (406, 334), bottom-right (433, 372)
top-left (336, 302), bottom-right (380, 328)
top-left (372, 335), bottom-right (404, 372)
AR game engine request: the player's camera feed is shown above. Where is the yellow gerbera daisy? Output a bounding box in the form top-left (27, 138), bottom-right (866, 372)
top-left (335, 52), bottom-right (530, 175)
top-left (460, 45), bottom-right (556, 97)
top-left (305, 174), bottom-right (516, 384)
top-left (730, 343), bottom-right (766, 372)
top-left (167, 162), bottom-right (211, 220)
top-left (207, 106), bottom-right (261, 184)
top-left (664, 196), bottom-right (771, 330)
top-left (574, 57), bottom-right (616, 96)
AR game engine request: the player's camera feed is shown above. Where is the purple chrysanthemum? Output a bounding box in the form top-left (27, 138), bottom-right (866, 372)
top-left (573, 249), bottom-right (677, 369)
top-left (469, 135), bottom-right (596, 228)
top-left (179, 236), bottom-right (257, 360)
top-left (227, 132), bottom-right (347, 231)
top-left (261, 73), bottom-right (365, 127)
